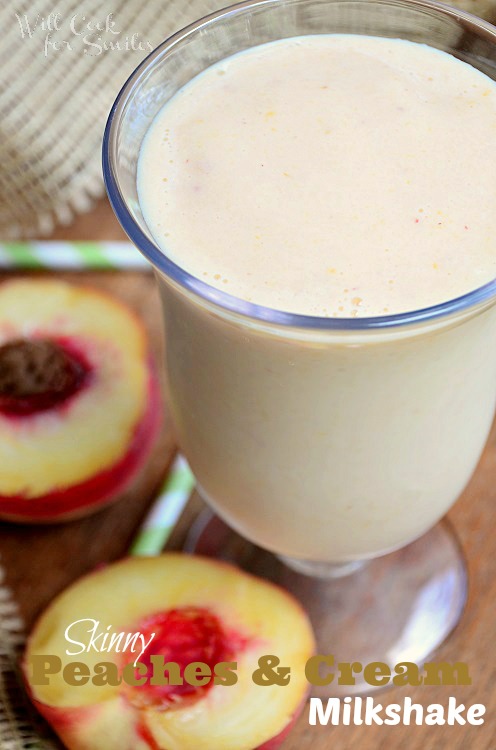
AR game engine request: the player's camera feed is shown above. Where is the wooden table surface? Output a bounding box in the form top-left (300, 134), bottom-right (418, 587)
top-left (0, 199), bottom-right (495, 750)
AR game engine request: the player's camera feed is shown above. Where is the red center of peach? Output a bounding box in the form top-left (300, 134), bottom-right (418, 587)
top-left (0, 337), bottom-right (90, 416)
top-left (127, 607), bottom-right (238, 709)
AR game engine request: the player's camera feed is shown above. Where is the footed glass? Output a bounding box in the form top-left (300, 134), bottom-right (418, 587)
top-left (103, 0), bottom-right (496, 694)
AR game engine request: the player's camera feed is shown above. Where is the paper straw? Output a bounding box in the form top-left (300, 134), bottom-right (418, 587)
top-left (0, 241), bottom-right (151, 271)
top-left (130, 455), bottom-right (195, 556)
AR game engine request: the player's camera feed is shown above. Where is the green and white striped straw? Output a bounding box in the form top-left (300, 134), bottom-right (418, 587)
top-left (130, 455), bottom-right (195, 556)
top-left (0, 242), bottom-right (151, 271)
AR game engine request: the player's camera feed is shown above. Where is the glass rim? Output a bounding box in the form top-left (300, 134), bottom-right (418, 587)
top-left (102, 0), bottom-right (496, 331)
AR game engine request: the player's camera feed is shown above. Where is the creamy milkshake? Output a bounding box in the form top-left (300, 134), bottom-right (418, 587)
top-left (137, 35), bottom-right (496, 561)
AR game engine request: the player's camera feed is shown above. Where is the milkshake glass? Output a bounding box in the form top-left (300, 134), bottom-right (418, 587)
top-left (103, 0), bottom-right (496, 693)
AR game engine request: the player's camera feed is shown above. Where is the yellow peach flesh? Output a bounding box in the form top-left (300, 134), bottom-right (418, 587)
top-left (0, 280), bottom-right (148, 497)
top-left (25, 554), bottom-right (315, 750)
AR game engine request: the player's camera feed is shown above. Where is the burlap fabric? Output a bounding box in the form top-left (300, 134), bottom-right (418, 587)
top-left (453, 0), bottom-right (496, 38)
top-left (0, 0), bottom-right (223, 238)
top-left (1, 0), bottom-right (495, 239)
top-left (0, 561), bottom-right (58, 749)
top-left (455, 0), bottom-right (496, 16)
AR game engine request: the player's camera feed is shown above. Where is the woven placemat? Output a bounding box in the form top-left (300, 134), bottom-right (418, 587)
top-left (1, 0), bottom-right (495, 239)
top-left (0, 0), bottom-right (222, 239)
top-left (0, 563), bottom-right (59, 749)
top-left (454, 0), bottom-right (496, 15)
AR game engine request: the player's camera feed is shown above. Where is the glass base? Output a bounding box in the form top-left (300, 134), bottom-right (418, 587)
top-left (185, 513), bottom-right (467, 696)
top-left (277, 554), bottom-right (366, 578)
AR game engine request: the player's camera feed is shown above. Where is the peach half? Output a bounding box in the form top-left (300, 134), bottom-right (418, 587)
top-left (24, 554), bottom-right (315, 750)
top-left (0, 279), bottom-right (161, 521)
